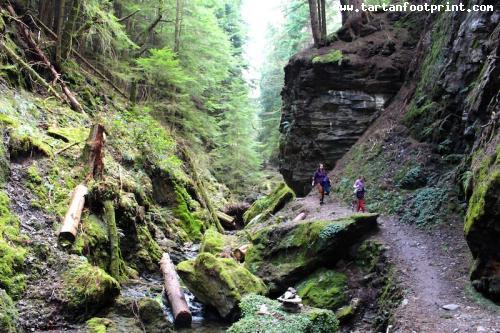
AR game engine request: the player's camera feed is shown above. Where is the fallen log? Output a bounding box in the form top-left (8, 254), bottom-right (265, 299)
top-left (159, 253), bottom-right (192, 327)
top-left (233, 244), bottom-right (250, 263)
top-left (217, 211), bottom-right (235, 229)
top-left (6, 4), bottom-right (84, 113)
top-left (292, 212), bottom-right (307, 222)
top-left (58, 184), bottom-right (88, 242)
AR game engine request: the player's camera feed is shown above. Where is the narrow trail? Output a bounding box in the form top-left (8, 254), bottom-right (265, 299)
top-left (297, 194), bottom-right (500, 333)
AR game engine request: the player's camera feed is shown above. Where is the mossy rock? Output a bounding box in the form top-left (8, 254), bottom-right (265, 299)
top-left (464, 146), bottom-right (500, 301)
top-left (173, 184), bottom-right (204, 241)
top-left (86, 317), bottom-right (115, 333)
top-left (227, 294), bottom-right (339, 333)
top-left (243, 182), bottom-right (295, 225)
top-left (71, 214), bottom-right (109, 269)
top-left (354, 240), bottom-right (384, 273)
top-left (177, 252), bottom-right (267, 318)
top-left (296, 269), bottom-right (348, 310)
top-left (62, 258), bottom-right (120, 313)
top-left (0, 289), bottom-right (18, 333)
top-left (245, 214), bottom-right (378, 293)
top-left (8, 125), bottom-right (53, 158)
top-left (199, 228), bottom-right (236, 255)
top-left (0, 138), bottom-right (9, 184)
top-left (312, 50), bottom-right (343, 65)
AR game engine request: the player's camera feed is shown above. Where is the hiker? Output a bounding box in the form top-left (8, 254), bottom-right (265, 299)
top-left (312, 163), bottom-right (328, 205)
top-left (353, 176), bottom-right (366, 212)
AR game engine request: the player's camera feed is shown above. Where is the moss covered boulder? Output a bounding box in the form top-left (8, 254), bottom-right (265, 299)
top-left (0, 289), bottom-right (18, 333)
top-left (245, 213), bottom-right (378, 293)
top-left (464, 146), bottom-right (500, 302)
top-left (62, 259), bottom-right (120, 313)
top-left (200, 228), bottom-right (236, 255)
top-left (243, 182), bottom-right (295, 225)
top-left (177, 252), bottom-right (267, 318)
top-left (296, 269), bottom-right (348, 310)
top-left (227, 294), bottom-right (339, 333)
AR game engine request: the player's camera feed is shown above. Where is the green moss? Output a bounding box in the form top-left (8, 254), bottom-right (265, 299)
top-left (398, 166), bottom-right (427, 189)
top-left (243, 182), bottom-right (295, 225)
top-left (200, 228), bottom-right (225, 255)
top-left (0, 191), bottom-right (26, 297)
top-left (173, 184), bottom-right (204, 240)
top-left (71, 214), bottom-right (109, 269)
top-left (134, 224), bottom-right (163, 271)
top-left (375, 267), bottom-right (402, 330)
top-left (312, 50), bottom-right (343, 65)
top-left (177, 252), bottom-right (267, 318)
top-left (245, 214), bottom-right (378, 292)
top-left (62, 259), bottom-right (120, 311)
top-left (296, 269), bottom-right (348, 310)
top-left (354, 240), bottom-right (384, 273)
top-left (47, 126), bottom-right (89, 143)
top-left (335, 304), bottom-right (355, 322)
top-left (464, 147), bottom-right (500, 235)
top-left (86, 317), bottom-right (115, 333)
top-left (0, 114), bottom-right (18, 127)
top-left (227, 294), bottom-right (339, 333)
top-left (9, 125), bottom-right (53, 158)
top-left (0, 288), bottom-right (18, 333)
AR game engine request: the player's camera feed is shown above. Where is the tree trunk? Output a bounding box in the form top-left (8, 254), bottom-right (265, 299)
top-left (104, 200), bottom-right (127, 280)
top-left (54, 0), bottom-right (66, 67)
top-left (174, 0), bottom-right (184, 53)
top-left (59, 184), bottom-right (88, 242)
top-left (83, 124), bottom-right (105, 180)
top-left (292, 212), bottom-right (307, 222)
top-left (340, 0), bottom-right (349, 25)
top-left (159, 253), bottom-right (192, 327)
top-left (308, 0), bottom-right (321, 47)
top-left (233, 244), bottom-right (250, 262)
top-left (319, 0), bottom-right (327, 44)
top-left (216, 211), bottom-right (235, 230)
top-left (61, 0), bottom-right (81, 60)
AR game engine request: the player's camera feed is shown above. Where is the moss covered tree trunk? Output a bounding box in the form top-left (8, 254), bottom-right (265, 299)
top-left (104, 200), bottom-right (127, 281)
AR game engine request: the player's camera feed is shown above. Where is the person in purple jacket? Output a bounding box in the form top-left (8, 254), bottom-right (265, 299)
top-left (312, 163), bottom-right (328, 205)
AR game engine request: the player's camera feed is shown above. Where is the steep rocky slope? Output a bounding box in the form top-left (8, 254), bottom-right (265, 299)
top-left (280, 2), bottom-right (499, 302)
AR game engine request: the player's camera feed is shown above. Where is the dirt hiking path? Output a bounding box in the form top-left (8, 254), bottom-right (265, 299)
top-left (296, 194), bottom-right (500, 333)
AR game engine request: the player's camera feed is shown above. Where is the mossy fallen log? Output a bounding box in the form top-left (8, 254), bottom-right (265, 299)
top-left (159, 253), bottom-right (192, 327)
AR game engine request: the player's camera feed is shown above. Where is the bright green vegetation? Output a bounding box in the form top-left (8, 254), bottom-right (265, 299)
top-left (71, 214), bottom-right (109, 269)
top-left (62, 259), bottom-right (120, 311)
top-left (243, 182), bottom-right (295, 224)
top-left (173, 185), bottom-right (204, 240)
top-left (86, 317), bottom-right (115, 333)
top-left (245, 214), bottom-right (378, 292)
top-left (0, 288), bottom-right (18, 333)
top-left (200, 228), bottom-right (226, 254)
top-left (354, 240), bottom-right (385, 273)
top-left (296, 269), bottom-right (348, 310)
top-left (177, 252), bottom-right (267, 318)
top-left (0, 191), bottom-right (26, 298)
top-left (464, 146), bottom-right (499, 235)
top-left (312, 50), bottom-right (343, 65)
top-left (227, 294), bottom-right (339, 333)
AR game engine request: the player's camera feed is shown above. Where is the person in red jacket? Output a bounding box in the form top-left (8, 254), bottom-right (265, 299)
top-left (353, 176), bottom-right (366, 212)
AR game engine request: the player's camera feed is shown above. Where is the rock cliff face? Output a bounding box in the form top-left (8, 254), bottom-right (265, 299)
top-left (279, 13), bottom-right (421, 195)
top-left (280, 3), bottom-right (499, 301)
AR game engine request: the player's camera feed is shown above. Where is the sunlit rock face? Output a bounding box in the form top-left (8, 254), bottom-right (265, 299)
top-left (279, 13), bottom-right (419, 196)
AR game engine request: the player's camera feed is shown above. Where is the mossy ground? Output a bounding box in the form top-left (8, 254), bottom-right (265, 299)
top-left (227, 294), bottom-right (339, 333)
top-left (0, 288), bottom-right (18, 333)
top-left (296, 269), bottom-right (348, 310)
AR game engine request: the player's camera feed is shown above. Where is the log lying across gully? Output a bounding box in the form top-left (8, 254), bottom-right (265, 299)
top-left (160, 253), bottom-right (192, 327)
top-left (58, 184), bottom-right (88, 242)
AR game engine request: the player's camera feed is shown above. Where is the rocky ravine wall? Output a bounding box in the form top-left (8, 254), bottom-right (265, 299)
top-left (279, 12), bottom-right (421, 196)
